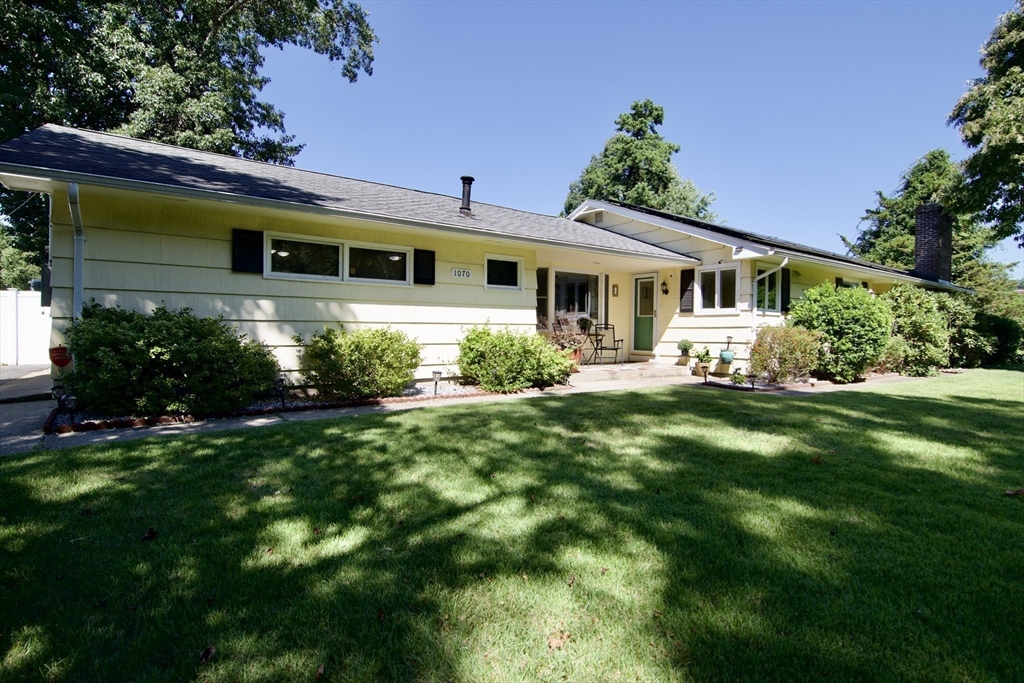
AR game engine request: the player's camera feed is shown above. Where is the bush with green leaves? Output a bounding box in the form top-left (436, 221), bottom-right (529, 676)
top-left (787, 283), bottom-right (892, 383)
top-left (935, 293), bottom-right (994, 368)
top-left (457, 326), bottom-right (574, 393)
top-left (64, 303), bottom-right (280, 416)
top-left (749, 325), bottom-right (822, 384)
top-left (881, 283), bottom-right (949, 376)
top-left (976, 313), bottom-right (1024, 366)
top-left (872, 335), bottom-right (910, 374)
top-left (295, 325), bottom-right (422, 399)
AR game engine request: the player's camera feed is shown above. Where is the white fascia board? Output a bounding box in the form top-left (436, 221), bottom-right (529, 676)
top-left (0, 162), bottom-right (697, 265)
top-left (568, 199), bottom-right (774, 256)
top-left (772, 249), bottom-right (972, 293)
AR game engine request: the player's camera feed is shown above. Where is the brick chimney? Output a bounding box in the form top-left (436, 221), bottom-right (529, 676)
top-left (912, 202), bottom-right (952, 283)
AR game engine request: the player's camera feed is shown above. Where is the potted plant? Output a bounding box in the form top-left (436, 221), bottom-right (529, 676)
top-left (719, 349), bottom-right (735, 364)
top-left (550, 319), bottom-right (587, 366)
top-left (676, 339), bottom-right (693, 366)
top-left (692, 346), bottom-right (713, 376)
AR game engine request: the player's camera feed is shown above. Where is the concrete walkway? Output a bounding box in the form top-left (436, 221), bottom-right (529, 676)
top-left (0, 370), bottom-right (926, 457)
top-left (0, 364), bottom-right (52, 403)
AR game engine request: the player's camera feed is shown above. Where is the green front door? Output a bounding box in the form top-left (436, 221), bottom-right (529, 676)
top-left (633, 276), bottom-right (655, 352)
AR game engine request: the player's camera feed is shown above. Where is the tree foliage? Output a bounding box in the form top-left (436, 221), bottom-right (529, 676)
top-left (842, 149), bottom-right (998, 288)
top-left (881, 283), bottom-right (949, 376)
top-left (562, 100), bottom-right (717, 221)
top-left (949, 1), bottom-right (1024, 245)
top-left (0, 231), bottom-right (41, 289)
top-left (1, 0), bottom-right (378, 264)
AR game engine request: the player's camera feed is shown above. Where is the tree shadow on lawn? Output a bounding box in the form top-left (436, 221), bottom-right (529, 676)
top-left (0, 384), bottom-right (1022, 681)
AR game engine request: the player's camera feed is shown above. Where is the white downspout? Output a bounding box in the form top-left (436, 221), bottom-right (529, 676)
top-left (749, 257), bottom-right (789, 339)
top-left (67, 183), bottom-right (84, 320)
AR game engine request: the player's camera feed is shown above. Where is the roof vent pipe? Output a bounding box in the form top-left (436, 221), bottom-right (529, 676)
top-left (459, 176), bottom-right (474, 217)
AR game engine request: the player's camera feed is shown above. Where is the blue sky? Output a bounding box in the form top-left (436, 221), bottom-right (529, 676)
top-left (260, 0), bottom-right (1022, 277)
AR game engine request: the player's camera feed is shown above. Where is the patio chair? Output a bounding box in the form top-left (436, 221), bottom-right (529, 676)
top-left (590, 323), bottom-right (624, 364)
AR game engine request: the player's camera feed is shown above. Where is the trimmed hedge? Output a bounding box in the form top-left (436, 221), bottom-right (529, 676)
top-left (749, 325), bottom-right (822, 384)
top-left (882, 283), bottom-right (949, 376)
top-left (457, 326), bottom-right (574, 393)
top-left (295, 326), bottom-right (422, 399)
top-left (788, 283), bottom-right (892, 383)
top-left (64, 303), bottom-right (280, 416)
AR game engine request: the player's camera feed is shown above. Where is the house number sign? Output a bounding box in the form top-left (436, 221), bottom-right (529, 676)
top-left (451, 268), bottom-right (472, 278)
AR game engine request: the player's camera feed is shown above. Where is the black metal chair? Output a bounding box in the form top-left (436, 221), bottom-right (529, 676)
top-left (589, 323), bottom-right (623, 364)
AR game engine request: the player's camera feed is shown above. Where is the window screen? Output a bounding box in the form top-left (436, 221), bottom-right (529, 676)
top-left (271, 238), bottom-right (340, 277)
top-left (487, 258), bottom-right (519, 288)
top-left (700, 271), bottom-right (716, 309)
top-left (349, 247), bottom-right (407, 282)
top-left (720, 269), bottom-right (737, 309)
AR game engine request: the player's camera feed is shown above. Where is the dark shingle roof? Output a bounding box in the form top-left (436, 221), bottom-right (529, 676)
top-left (0, 125), bottom-right (694, 261)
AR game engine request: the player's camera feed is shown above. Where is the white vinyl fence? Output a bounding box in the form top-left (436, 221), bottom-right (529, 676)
top-left (0, 289), bottom-right (52, 365)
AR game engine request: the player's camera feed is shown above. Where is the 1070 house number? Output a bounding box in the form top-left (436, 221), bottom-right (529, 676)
top-left (451, 268), bottom-right (472, 278)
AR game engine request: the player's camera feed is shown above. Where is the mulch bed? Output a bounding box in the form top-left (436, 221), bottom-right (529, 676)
top-left (42, 387), bottom-right (492, 436)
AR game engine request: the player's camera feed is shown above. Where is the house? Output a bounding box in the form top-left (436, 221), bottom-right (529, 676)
top-left (0, 125), bottom-right (964, 381)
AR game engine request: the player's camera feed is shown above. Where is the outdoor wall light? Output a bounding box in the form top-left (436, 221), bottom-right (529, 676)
top-left (432, 370), bottom-right (442, 395)
top-left (660, 281), bottom-right (669, 295)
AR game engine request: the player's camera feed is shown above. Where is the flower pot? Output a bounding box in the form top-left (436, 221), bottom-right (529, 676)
top-left (719, 350), bottom-right (735, 364)
top-left (692, 362), bottom-right (711, 376)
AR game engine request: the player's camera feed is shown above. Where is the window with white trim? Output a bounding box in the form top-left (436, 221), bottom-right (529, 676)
top-left (485, 255), bottom-right (523, 291)
top-left (269, 236), bottom-right (342, 280)
top-left (757, 266), bottom-right (780, 312)
top-left (346, 245), bottom-right (410, 284)
top-left (265, 233), bottom-right (411, 285)
top-left (696, 266), bottom-right (738, 311)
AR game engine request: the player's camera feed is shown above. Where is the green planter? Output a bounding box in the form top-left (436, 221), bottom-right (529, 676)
top-left (719, 350), bottom-right (735, 364)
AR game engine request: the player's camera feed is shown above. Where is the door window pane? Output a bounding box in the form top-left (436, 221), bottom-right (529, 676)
top-left (700, 271), bottom-right (716, 309)
top-left (271, 238), bottom-right (340, 277)
top-left (349, 247), bottom-right (407, 281)
top-left (638, 279), bottom-right (655, 316)
top-left (720, 269), bottom-right (737, 309)
top-left (487, 258), bottom-right (519, 288)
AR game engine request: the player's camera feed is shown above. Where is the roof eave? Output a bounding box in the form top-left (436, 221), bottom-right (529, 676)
top-left (772, 249), bottom-right (973, 293)
top-left (568, 199), bottom-right (775, 256)
top-left (0, 162), bottom-right (697, 265)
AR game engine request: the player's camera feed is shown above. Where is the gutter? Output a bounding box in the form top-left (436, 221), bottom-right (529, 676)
top-left (0, 164), bottom-right (698, 266)
top-left (750, 257), bottom-right (789, 341)
top-left (67, 182), bottom-right (84, 320)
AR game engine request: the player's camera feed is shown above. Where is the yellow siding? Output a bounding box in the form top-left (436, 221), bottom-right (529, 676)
top-left (48, 187), bottom-right (537, 380)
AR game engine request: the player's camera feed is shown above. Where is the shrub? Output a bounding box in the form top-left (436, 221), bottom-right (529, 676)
top-left (935, 293), bottom-right (993, 368)
top-left (787, 283), bottom-right (892, 383)
top-left (295, 326), bottom-right (421, 399)
top-left (64, 303), bottom-right (280, 416)
top-left (457, 326), bottom-right (574, 393)
top-left (881, 283), bottom-right (949, 376)
top-left (872, 335), bottom-right (910, 374)
top-left (749, 325), bottom-right (822, 384)
top-left (976, 313), bottom-right (1024, 366)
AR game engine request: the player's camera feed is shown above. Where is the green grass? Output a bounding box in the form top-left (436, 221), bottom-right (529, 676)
top-left (1, 370), bottom-right (1022, 682)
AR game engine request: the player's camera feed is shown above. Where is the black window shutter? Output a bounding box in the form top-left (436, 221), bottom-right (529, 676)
top-left (862, 281), bottom-right (869, 289)
top-left (413, 249), bottom-right (435, 285)
top-left (835, 276), bottom-right (844, 288)
top-left (40, 262), bottom-right (52, 306)
top-left (679, 268), bottom-right (695, 312)
top-left (781, 267), bottom-right (791, 312)
top-left (232, 229), bottom-right (263, 273)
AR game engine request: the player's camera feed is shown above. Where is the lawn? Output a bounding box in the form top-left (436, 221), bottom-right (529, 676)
top-left (1, 370), bottom-right (1022, 682)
